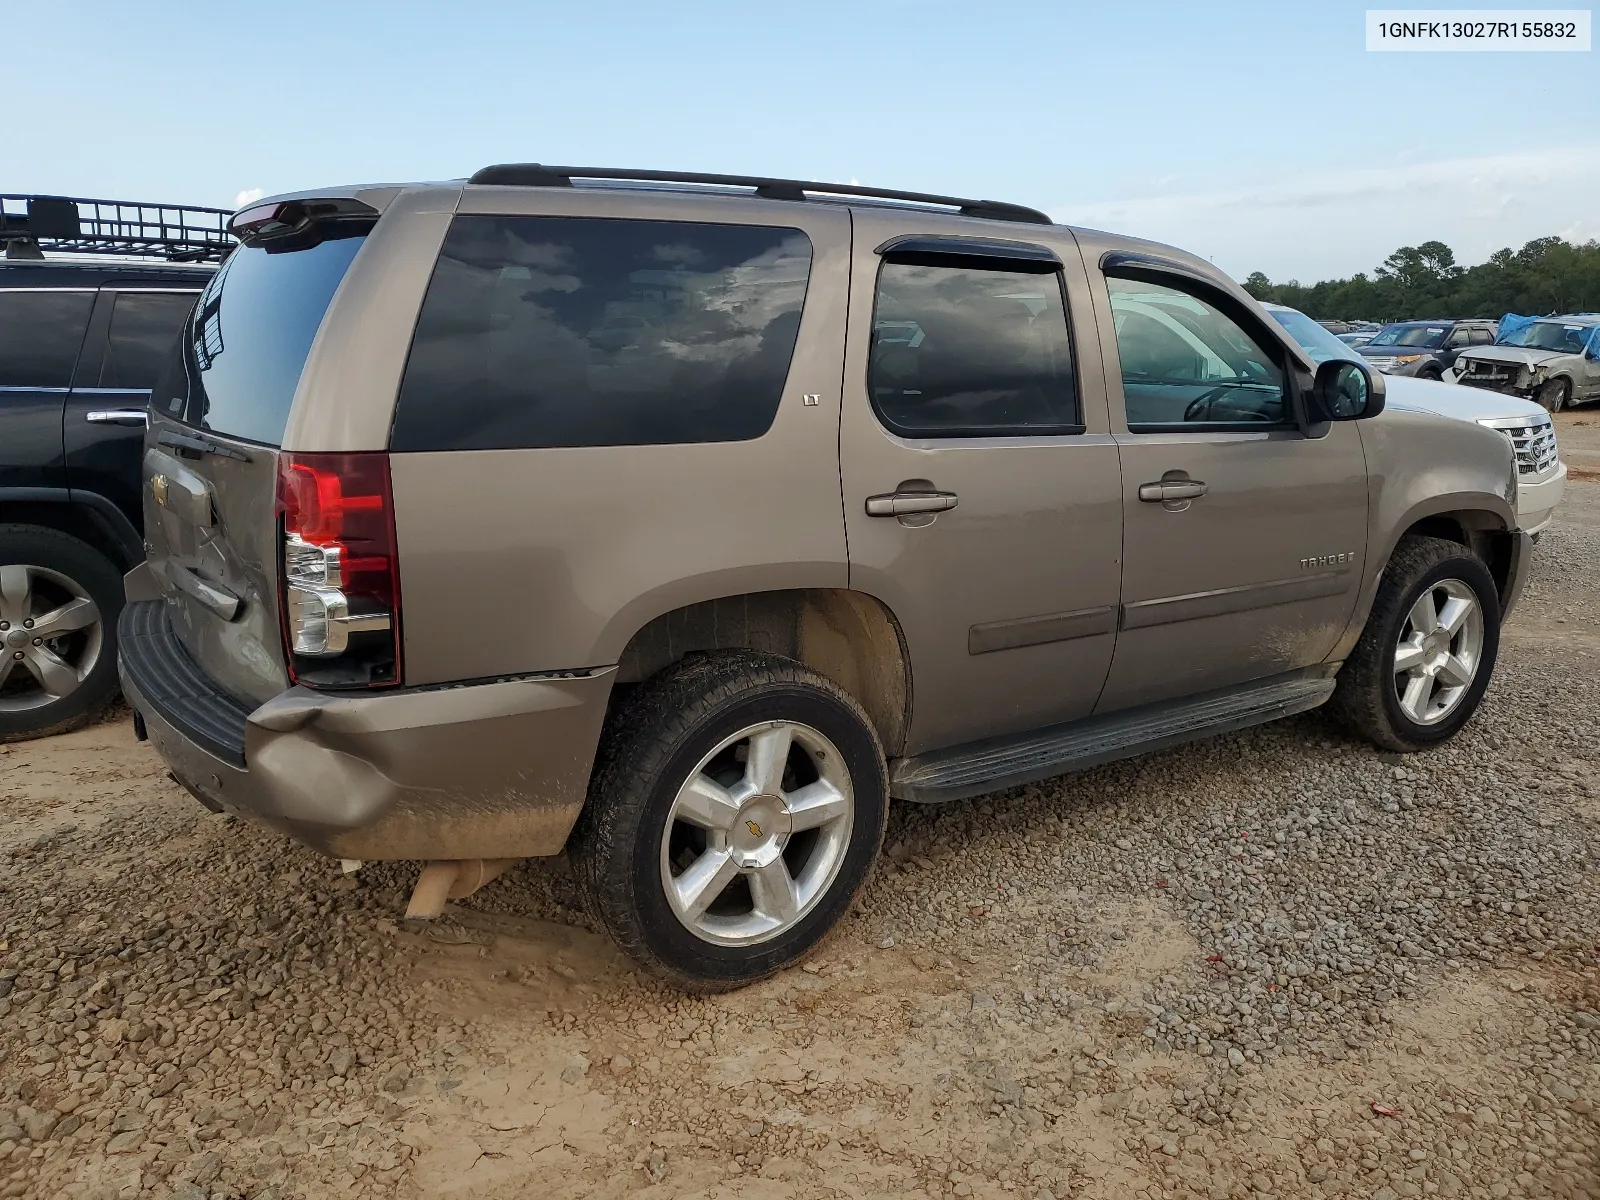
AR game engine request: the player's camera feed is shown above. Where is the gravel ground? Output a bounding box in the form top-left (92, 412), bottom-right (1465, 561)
top-left (2, 480), bottom-right (1597, 1200)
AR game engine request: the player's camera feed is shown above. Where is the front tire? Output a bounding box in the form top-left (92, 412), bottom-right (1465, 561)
top-left (1329, 536), bottom-right (1500, 752)
top-left (0, 525), bottom-right (124, 743)
top-left (569, 651), bottom-right (889, 991)
top-left (1537, 378), bottom-right (1568, 413)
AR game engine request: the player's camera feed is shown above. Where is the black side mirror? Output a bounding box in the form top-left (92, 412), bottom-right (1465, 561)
top-left (1313, 359), bottom-right (1384, 421)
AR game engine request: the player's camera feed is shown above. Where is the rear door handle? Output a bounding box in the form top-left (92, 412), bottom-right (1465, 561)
top-left (85, 409), bottom-right (149, 427)
top-left (1138, 480), bottom-right (1208, 503)
top-left (865, 490), bottom-right (959, 517)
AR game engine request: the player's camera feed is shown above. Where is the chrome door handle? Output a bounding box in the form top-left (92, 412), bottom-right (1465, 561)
top-left (1138, 480), bottom-right (1208, 503)
top-left (86, 409), bottom-right (149, 426)
top-left (865, 490), bottom-right (959, 517)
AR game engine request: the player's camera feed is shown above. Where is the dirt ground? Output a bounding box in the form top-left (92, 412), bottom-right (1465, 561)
top-left (1557, 411), bottom-right (1600, 479)
top-left (2, 432), bottom-right (1598, 1200)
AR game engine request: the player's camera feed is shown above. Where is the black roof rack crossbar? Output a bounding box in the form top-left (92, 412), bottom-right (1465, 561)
top-left (467, 164), bottom-right (1052, 226)
top-left (0, 194), bottom-right (236, 262)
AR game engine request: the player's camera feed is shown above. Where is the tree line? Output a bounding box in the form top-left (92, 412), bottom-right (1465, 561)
top-left (1240, 236), bottom-right (1600, 323)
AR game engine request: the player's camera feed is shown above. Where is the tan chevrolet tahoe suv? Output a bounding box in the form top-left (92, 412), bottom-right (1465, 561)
top-left (116, 165), bottom-right (1531, 990)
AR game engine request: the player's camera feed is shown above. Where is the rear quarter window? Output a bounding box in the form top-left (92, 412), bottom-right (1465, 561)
top-left (100, 292), bottom-right (199, 390)
top-left (389, 215), bottom-right (813, 451)
top-left (0, 290), bottom-right (94, 388)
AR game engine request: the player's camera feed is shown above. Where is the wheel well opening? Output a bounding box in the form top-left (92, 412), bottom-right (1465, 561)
top-left (1400, 514), bottom-right (1514, 603)
top-left (1404, 515), bottom-right (1467, 547)
top-left (614, 589), bottom-right (911, 755)
top-left (0, 503), bottom-right (133, 572)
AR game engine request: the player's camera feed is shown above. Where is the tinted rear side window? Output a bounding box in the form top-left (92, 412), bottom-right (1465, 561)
top-left (869, 260), bottom-right (1079, 437)
top-left (156, 233), bottom-right (367, 446)
top-left (390, 215), bottom-right (812, 451)
top-left (100, 292), bottom-right (198, 389)
top-left (0, 290), bottom-right (94, 388)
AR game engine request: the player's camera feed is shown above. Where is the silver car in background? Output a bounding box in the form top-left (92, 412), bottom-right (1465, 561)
top-left (1455, 314), bottom-right (1600, 413)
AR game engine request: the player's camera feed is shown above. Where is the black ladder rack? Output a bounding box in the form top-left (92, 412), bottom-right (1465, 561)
top-left (1, 194), bottom-right (236, 262)
top-left (467, 164), bottom-right (1053, 226)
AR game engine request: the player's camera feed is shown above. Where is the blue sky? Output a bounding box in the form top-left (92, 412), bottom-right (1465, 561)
top-left (13, 0), bottom-right (1598, 280)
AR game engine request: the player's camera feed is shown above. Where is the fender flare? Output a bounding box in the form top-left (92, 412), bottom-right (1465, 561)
top-left (0, 486), bottom-right (142, 565)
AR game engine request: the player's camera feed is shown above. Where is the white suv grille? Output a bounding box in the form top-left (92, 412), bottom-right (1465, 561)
top-left (1482, 415), bottom-right (1559, 477)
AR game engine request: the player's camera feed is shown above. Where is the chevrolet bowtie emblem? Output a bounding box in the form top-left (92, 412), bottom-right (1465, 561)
top-left (745, 819), bottom-right (763, 838)
top-left (151, 475), bottom-right (170, 507)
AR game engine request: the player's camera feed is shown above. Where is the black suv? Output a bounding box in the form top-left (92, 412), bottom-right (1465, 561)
top-left (1359, 318), bottom-right (1497, 380)
top-left (0, 195), bottom-right (230, 740)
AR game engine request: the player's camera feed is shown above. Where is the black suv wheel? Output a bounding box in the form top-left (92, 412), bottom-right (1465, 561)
top-left (1537, 378), bottom-right (1569, 414)
top-left (0, 525), bottom-right (125, 742)
top-left (1329, 535), bottom-right (1500, 752)
top-left (570, 651), bottom-right (888, 991)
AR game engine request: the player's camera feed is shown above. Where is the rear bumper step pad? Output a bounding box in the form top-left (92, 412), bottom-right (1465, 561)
top-left (118, 601), bottom-right (251, 766)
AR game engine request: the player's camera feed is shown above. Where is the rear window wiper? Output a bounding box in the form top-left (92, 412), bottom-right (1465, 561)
top-left (157, 428), bottom-right (254, 463)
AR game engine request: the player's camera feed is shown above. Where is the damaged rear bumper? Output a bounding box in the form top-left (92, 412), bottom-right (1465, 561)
top-left (118, 599), bottom-right (613, 860)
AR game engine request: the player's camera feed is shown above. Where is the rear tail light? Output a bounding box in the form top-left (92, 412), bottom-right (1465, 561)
top-left (277, 452), bottom-right (402, 688)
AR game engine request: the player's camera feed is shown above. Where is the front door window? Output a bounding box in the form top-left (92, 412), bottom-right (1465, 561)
top-left (1106, 276), bottom-right (1287, 429)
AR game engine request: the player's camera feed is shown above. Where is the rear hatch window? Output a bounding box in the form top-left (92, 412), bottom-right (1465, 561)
top-left (143, 222), bottom-right (371, 707)
top-left (156, 232), bottom-right (368, 445)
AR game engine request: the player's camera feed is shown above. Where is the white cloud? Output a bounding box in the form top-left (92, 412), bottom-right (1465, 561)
top-left (1053, 147), bottom-right (1600, 283)
top-left (233, 187), bottom-right (265, 209)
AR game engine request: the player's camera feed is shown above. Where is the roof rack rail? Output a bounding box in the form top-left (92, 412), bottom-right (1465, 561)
top-left (466, 164), bottom-right (1053, 226)
top-left (0, 194), bottom-right (236, 263)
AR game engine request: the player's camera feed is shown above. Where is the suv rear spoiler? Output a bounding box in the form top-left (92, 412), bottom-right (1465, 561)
top-left (0, 194), bottom-right (236, 263)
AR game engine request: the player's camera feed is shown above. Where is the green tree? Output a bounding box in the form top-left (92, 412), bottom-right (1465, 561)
top-left (1241, 236), bottom-right (1600, 322)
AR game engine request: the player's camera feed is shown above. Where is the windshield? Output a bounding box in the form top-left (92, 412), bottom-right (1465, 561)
top-left (1498, 321), bottom-right (1595, 353)
top-left (1267, 308), bottom-right (1362, 364)
top-left (1368, 323), bottom-right (1448, 349)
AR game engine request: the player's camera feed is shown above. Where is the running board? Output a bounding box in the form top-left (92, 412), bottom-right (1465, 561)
top-left (890, 672), bottom-right (1336, 804)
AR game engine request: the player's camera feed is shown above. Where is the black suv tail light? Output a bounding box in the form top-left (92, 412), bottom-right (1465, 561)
top-left (277, 452), bottom-right (402, 688)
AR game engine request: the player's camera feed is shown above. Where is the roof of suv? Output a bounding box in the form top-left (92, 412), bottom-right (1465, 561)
top-left (243, 164), bottom-right (1060, 235)
top-left (0, 259), bottom-right (215, 288)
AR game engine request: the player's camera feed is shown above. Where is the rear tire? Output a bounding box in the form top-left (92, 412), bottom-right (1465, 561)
top-left (0, 525), bottom-right (125, 743)
top-left (569, 651), bottom-right (888, 991)
top-left (1329, 536), bottom-right (1499, 752)
top-left (1537, 378), bottom-right (1568, 413)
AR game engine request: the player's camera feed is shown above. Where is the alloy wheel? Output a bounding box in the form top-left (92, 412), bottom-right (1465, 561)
top-left (660, 720), bottom-right (854, 947)
top-left (1392, 578), bottom-right (1484, 726)
top-left (0, 564), bottom-right (104, 713)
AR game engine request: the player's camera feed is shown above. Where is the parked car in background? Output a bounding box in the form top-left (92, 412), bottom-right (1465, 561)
top-left (120, 165), bottom-right (1528, 989)
top-left (1339, 330), bottom-right (1378, 348)
top-left (1455, 314), bottom-right (1600, 413)
top-left (0, 194), bottom-right (230, 740)
top-left (1264, 304), bottom-right (1565, 537)
top-left (1361, 318), bottom-right (1497, 379)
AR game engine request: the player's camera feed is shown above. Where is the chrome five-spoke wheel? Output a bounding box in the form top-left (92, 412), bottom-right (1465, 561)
top-left (0, 563), bottom-right (104, 714)
top-left (661, 719), bottom-right (854, 947)
top-left (1392, 578), bottom-right (1484, 726)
